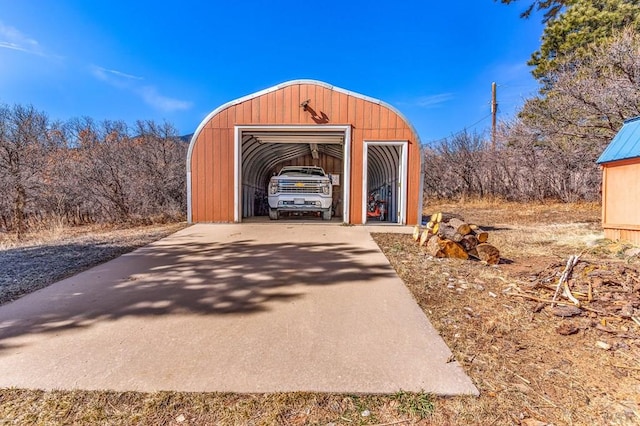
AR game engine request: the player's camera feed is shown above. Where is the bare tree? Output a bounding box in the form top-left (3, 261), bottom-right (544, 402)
top-left (0, 104), bottom-right (50, 238)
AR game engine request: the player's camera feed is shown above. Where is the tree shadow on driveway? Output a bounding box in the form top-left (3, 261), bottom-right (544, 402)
top-left (0, 236), bottom-right (395, 351)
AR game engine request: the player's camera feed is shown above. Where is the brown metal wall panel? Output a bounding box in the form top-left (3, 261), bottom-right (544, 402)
top-left (407, 141), bottom-right (421, 224)
top-left (251, 96), bottom-right (260, 123)
top-left (226, 107), bottom-right (236, 128)
top-left (242, 101), bottom-right (252, 124)
top-left (331, 90), bottom-right (341, 124)
top-left (354, 98), bottom-right (365, 130)
top-left (275, 89), bottom-right (284, 124)
top-left (363, 101), bottom-right (373, 129)
top-left (258, 94), bottom-right (268, 123)
top-left (351, 128), bottom-right (364, 224)
top-left (299, 84), bottom-right (311, 124)
top-left (379, 105), bottom-right (389, 129)
top-left (267, 91), bottom-right (276, 123)
top-left (218, 109), bottom-right (227, 132)
top-left (235, 103), bottom-right (244, 124)
top-left (197, 130), bottom-right (207, 222)
top-left (290, 85), bottom-right (300, 123)
top-left (211, 127), bottom-right (221, 220)
top-left (219, 128), bottom-right (231, 221)
top-left (388, 111), bottom-right (398, 129)
top-left (283, 85), bottom-right (293, 123)
top-left (210, 114), bottom-right (221, 130)
top-left (323, 86), bottom-right (332, 122)
top-left (191, 136), bottom-right (200, 221)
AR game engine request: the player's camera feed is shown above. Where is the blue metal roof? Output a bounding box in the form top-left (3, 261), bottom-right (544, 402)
top-left (597, 116), bottom-right (640, 164)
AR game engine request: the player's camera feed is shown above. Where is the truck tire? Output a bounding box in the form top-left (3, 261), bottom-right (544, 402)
top-left (322, 208), bottom-right (332, 221)
top-left (269, 208), bottom-right (279, 220)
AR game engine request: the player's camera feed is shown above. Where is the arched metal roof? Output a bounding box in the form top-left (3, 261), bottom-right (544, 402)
top-left (186, 79), bottom-right (422, 175)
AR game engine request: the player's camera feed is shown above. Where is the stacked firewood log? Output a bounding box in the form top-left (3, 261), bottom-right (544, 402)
top-left (413, 212), bottom-right (500, 264)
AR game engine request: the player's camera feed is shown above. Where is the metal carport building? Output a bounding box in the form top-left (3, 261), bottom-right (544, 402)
top-left (186, 79), bottom-right (423, 225)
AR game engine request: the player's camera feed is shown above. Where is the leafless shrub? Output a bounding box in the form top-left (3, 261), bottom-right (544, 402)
top-left (0, 110), bottom-right (187, 237)
top-left (426, 28), bottom-right (639, 203)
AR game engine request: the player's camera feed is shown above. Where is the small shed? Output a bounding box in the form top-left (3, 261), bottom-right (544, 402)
top-left (186, 80), bottom-right (423, 225)
top-left (597, 116), bottom-right (640, 245)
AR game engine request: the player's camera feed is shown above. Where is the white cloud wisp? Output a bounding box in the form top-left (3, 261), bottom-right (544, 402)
top-left (0, 22), bottom-right (45, 56)
top-left (91, 64), bottom-right (192, 113)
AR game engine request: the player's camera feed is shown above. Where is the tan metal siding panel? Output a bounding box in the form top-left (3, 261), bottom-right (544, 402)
top-left (603, 161), bottom-right (640, 228)
top-left (605, 228), bottom-right (640, 245)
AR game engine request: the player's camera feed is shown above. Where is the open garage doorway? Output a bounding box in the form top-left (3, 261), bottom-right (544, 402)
top-left (235, 126), bottom-right (351, 223)
top-left (363, 141), bottom-right (408, 225)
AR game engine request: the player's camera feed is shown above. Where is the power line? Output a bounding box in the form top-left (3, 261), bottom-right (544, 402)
top-left (424, 113), bottom-right (493, 146)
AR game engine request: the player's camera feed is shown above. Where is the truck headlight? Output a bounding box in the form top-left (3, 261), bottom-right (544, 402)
top-left (269, 182), bottom-right (278, 195)
top-left (322, 184), bottom-right (330, 195)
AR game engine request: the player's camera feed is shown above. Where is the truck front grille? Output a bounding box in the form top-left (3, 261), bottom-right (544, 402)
top-left (278, 182), bottom-right (323, 194)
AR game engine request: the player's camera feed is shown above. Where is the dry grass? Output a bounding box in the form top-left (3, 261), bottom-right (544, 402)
top-left (2, 201), bottom-right (640, 425)
top-left (0, 222), bottom-right (187, 305)
top-left (0, 390), bottom-right (434, 425)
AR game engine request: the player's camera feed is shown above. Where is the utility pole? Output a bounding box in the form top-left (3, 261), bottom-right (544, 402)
top-left (491, 82), bottom-right (498, 148)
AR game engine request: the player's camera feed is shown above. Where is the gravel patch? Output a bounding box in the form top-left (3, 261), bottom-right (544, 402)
top-left (0, 223), bottom-right (187, 305)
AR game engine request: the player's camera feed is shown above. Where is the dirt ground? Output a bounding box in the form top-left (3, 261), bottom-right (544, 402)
top-left (1, 201), bottom-right (639, 425)
top-left (371, 199), bottom-right (640, 425)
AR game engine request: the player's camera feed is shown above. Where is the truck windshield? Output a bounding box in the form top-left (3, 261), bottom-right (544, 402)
top-left (279, 167), bottom-right (325, 177)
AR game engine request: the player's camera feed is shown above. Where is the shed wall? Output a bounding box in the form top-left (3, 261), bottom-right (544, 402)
top-left (189, 82), bottom-right (421, 224)
top-left (602, 159), bottom-right (640, 245)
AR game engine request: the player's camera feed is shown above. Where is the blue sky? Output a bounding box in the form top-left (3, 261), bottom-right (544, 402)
top-left (0, 1), bottom-right (544, 144)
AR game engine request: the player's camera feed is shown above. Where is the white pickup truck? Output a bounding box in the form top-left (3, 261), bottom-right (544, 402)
top-left (267, 166), bottom-right (333, 220)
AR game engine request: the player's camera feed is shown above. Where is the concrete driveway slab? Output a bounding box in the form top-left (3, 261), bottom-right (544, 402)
top-left (0, 224), bottom-right (478, 395)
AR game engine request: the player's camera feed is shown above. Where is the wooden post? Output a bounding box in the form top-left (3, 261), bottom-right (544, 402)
top-left (491, 82), bottom-right (498, 148)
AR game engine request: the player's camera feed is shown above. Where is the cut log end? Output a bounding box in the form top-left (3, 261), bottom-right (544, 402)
top-left (476, 231), bottom-right (489, 243)
top-left (419, 229), bottom-right (430, 246)
top-left (424, 235), bottom-right (468, 260)
top-left (476, 243), bottom-right (500, 265)
top-left (412, 225), bottom-right (421, 242)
